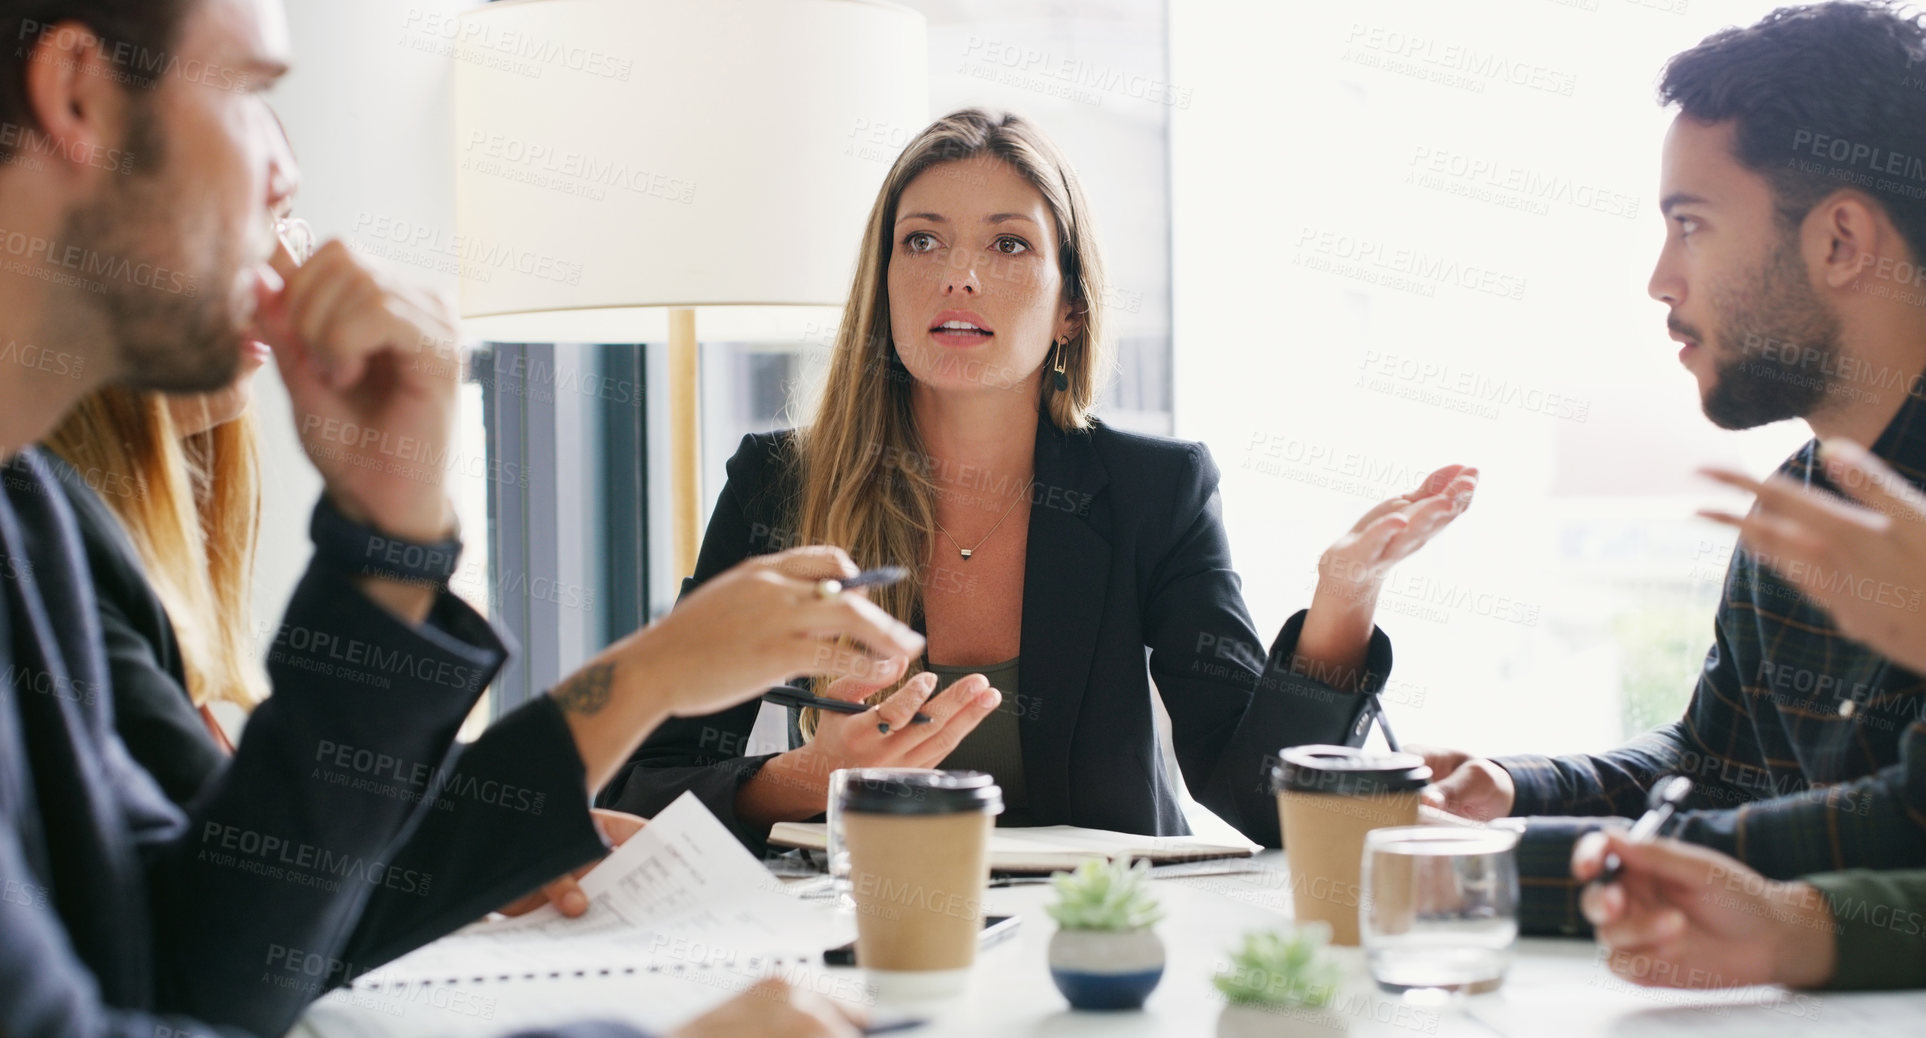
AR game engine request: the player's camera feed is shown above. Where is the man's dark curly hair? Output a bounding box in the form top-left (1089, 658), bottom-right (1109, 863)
top-left (1660, 1), bottom-right (1926, 261)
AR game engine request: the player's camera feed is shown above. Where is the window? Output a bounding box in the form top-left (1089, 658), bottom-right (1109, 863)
top-left (476, 342), bottom-right (646, 714)
top-left (1169, 0), bottom-right (1807, 756)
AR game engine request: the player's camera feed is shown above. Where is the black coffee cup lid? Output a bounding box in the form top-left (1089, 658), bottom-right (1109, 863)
top-left (1270, 744), bottom-right (1431, 796)
top-left (838, 769), bottom-right (1004, 815)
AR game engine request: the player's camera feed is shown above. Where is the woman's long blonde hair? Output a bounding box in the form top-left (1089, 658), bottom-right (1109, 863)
top-left (793, 108), bottom-right (1108, 736)
top-left (46, 389), bottom-right (266, 709)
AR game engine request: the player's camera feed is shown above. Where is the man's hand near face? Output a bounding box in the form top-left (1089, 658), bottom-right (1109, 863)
top-left (252, 237), bottom-right (463, 623)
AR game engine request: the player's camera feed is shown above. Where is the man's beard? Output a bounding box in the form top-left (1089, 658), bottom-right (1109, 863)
top-left (1698, 235), bottom-right (1846, 431)
top-left (62, 108), bottom-right (243, 394)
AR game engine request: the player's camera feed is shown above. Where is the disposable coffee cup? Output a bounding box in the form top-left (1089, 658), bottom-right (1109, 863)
top-left (839, 770), bottom-right (1002, 997)
top-left (1272, 744), bottom-right (1431, 946)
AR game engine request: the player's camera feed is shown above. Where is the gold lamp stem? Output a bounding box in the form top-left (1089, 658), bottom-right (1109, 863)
top-left (669, 307), bottom-right (700, 579)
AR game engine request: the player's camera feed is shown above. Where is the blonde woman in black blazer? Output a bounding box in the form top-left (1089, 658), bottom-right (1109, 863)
top-left (600, 110), bottom-right (1476, 852)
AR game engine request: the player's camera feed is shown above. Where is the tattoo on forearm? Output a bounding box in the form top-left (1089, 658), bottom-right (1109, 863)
top-left (554, 662), bottom-right (615, 716)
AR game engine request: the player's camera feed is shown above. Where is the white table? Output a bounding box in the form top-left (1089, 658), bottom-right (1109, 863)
top-left (297, 851), bottom-right (1926, 1037)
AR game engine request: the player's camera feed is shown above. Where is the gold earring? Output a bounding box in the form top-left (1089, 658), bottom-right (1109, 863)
top-left (1051, 338), bottom-right (1070, 392)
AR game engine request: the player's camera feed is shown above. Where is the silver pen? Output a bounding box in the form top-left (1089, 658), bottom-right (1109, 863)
top-left (1597, 775), bottom-right (1693, 885)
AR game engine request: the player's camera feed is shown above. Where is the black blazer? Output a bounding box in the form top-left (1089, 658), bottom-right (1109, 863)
top-left (599, 415), bottom-right (1390, 850)
top-left (44, 457), bottom-right (223, 805)
top-left (0, 450), bottom-right (605, 1038)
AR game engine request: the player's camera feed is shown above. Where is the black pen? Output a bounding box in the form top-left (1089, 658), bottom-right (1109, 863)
top-left (760, 684), bottom-right (932, 726)
top-left (836, 565), bottom-right (910, 591)
top-left (1597, 775), bottom-right (1693, 885)
top-left (1367, 693), bottom-right (1401, 753)
top-left (783, 566), bottom-right (925, 730)
top-left (862, 1020), bottom-right (929, 1036)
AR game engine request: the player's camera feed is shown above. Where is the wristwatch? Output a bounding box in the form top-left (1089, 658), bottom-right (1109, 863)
top-left (310, 493), bottom-right (462, 588)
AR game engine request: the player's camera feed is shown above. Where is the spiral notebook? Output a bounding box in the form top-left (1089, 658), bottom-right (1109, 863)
top-left (299, 794), bottom-right (861, 1038)
top-left (769, 820), bottom-right (1259, 873)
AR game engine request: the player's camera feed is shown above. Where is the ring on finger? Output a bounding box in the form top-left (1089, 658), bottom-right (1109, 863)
top-left (814, 578), bottom-right (842, 600)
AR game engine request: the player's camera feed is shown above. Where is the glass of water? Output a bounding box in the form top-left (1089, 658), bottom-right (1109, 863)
top-left (1361, 826), bottom-right (1520, 997)
top-left (825, 767), bottom-right (940, 906)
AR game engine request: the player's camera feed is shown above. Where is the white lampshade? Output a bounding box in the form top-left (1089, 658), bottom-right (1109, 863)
top-left (453, 0), bottom-right (928, 342)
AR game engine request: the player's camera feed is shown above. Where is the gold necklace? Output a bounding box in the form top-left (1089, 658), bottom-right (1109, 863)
top-left (932, 481), bottom-right (1032, 561)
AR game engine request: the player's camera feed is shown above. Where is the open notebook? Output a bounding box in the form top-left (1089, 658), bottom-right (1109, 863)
top-left (769, 822), bottom-right (1259, 873)
top-left (301, 795), bottom-right (867, 1038)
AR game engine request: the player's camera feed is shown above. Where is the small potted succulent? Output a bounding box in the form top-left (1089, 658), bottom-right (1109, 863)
top-left (1045, 856), bottom-right (1166, 1010)
top-left (1213, 926), bottom-right (1348, 1037)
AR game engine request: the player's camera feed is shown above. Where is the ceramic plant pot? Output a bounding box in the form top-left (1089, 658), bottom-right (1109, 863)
top-left (1047, 926), bottom-right (1165, 1010)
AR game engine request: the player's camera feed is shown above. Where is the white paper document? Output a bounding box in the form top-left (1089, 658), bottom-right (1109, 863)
top-left (298, 793), bottom-right (860, 1038)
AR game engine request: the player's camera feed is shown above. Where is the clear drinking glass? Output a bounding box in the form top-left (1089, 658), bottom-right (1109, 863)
top-left (1361, 826), bottom-right (1520, 996)
top-left (825, 767), bottom-right (940, 905)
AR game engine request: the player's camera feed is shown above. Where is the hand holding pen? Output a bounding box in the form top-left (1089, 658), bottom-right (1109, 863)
top-left (741, 566), bottom-right (1004, 820)
top-left (1567, 775), bottom-right (1836, 990)
top-left (813, 565), bottom-right (912, 597)
top-left (1595, 775), bottom-right (1694, 886)
top-left (1568, 776), bottom-right (1695, 949)
top-left (763, 568), bottom-right (931, 730)
top-left (762, 682), bottom-right (934, 730)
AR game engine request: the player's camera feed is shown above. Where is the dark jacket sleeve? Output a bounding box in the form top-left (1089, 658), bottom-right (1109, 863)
top-left (140, 556), bottom-right (510, 1036)
top-left (90, 549), bottom-right (605, 983)
top-left (337, 694), bottom-right (608, 977)
top-left (91, 603), bottom-right (607, 984)
top-left (1142, 443), bottom-right (1385, 848)
top-left (596, 433), bottom-right (793, 854)
top-left (49, 463), bottom-right (610, 978)
top-left (1, 453), bottom-right (525, 1038)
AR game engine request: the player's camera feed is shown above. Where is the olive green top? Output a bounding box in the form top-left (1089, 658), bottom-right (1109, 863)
top-left (924, 656), bottom-right (1028, 826)
top-left (1806, 868), bottom-right (1926, 990)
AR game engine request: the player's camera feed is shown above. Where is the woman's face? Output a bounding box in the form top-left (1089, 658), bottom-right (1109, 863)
top-left (887, 158), bottom-right (1079, 398)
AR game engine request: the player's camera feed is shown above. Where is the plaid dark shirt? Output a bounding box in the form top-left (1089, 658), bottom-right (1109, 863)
top-left (1499, 383), bottom-right (1926, 935)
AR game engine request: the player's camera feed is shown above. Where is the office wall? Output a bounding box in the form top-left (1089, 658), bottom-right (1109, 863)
top-left (1169, 0), bottom-right (1810, 755)
top-left (253, 0), bottom-right (468, 622)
